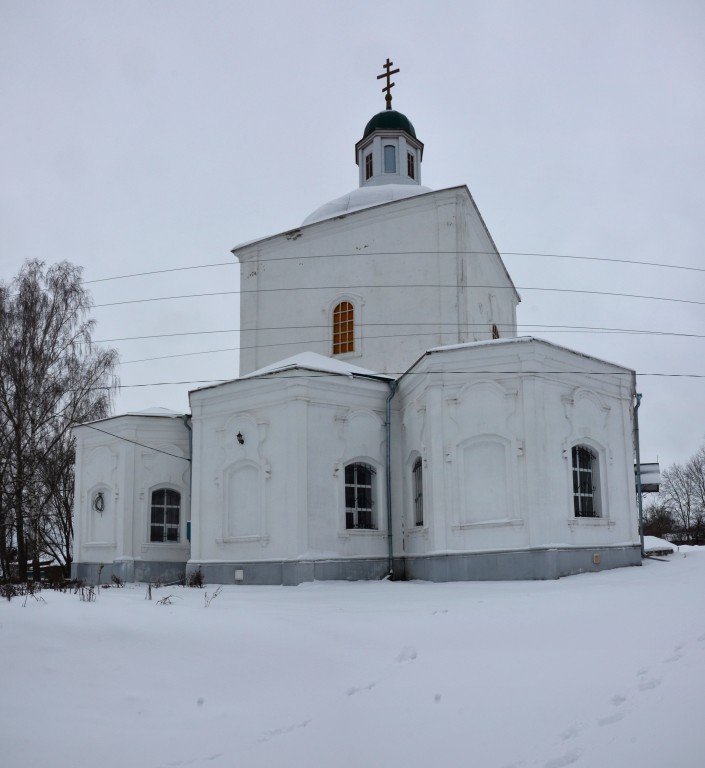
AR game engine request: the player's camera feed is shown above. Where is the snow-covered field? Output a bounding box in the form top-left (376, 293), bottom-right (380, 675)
top-left (3, 551), bottom-right (704, 768)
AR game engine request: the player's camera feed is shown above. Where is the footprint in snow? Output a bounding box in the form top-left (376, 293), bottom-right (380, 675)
top-left (543, 750), bottom-right (581, 768)
top-left (560, 723), bottom-right (583, 741)
top-left (345, 682), bottom-right (376, 696)
top-left (258, 719), bottom-right (311, 743)
top-left (396, 645), bottom-right (417, 663)
top-left (638, 677), bottom-right (661, 691)
top-left (598, 711), bottom-right (625, 727)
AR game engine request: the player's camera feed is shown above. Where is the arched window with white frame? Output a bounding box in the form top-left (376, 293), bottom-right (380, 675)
top-left (345, 462), bottom-right (376, 529)
top-left (412, 457), bottom-right (423, 526)
top-left (572, 445), bottom-right (600, 518)
top-left (150, 488), bottom-right (181, 542)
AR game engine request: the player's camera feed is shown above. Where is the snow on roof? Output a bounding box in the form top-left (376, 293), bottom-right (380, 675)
top-left (302, 183), bottom-right (434, 225)
top-left (240, 351), bottom-right (391, 380)
top-left (75, 406), bottom-right (187, 428)
top-left (123, 406), bottom-right (185, 418)
top-left (426, 337), bottom-right (530, 354)
top-left (424, 336), bottom-right (634, 372)
top-left (231, 186), bottom-right (437, 253)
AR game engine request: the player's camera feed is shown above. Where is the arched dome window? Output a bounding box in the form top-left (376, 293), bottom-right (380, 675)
top-left (384, 144), bottom-right (396, 173)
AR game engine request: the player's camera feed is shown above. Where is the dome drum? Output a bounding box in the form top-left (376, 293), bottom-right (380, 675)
top-left (355, 119), bottom-right (424, 189)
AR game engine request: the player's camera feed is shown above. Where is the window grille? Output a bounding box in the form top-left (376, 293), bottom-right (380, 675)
top-left (492, 324), bottom-right (500, 339)
top-left (345, 463), bottom-right (376, 529)
top-left (150, 488), bottom-right (181, 542)
top-left (333, 301), bottom-right (354, 355)
top-left (572, 446), bottom-right (597, 517)
top-left (412, 458), bottom-right (423, 526)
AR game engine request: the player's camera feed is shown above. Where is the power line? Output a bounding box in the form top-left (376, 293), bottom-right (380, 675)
top-left (83, 262), bottom-right (234, 285)
top-left (81, 250), bottom-right (705, 286)
top-left (83, 371), bottom-right (705, 393)
top-left (77, 420), bottom-right (191, 462)
top-left (118, 326), bottom-right (705, 366)
top-left (97, 322), bottom-right (705, 348)
top-left (91, 283), bottom-right (705, 310)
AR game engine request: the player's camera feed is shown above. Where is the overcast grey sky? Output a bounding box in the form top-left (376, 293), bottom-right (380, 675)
top-left (1, 0), bottom-right (704, 470)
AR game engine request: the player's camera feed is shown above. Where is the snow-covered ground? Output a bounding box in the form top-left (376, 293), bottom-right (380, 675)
top-left (643, 535), bottom-right (675, 554)
top-left (3, 551), bottom-right (704, 768)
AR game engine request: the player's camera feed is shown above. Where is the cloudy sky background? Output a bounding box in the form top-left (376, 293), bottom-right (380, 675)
top-left (1, 0), bottom-right (703, 470)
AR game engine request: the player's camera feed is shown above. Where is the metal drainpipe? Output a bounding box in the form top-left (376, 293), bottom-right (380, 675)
top-left (182, 414), bottom-right (193, 542)
top-left (385, 380), bottom-right (398, 579)
top-left (633, 384), bottom-right (644, 557)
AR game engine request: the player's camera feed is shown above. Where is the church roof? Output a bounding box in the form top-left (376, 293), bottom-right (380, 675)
top-left (419, 336), bottom-right (634, 373)
top-left (124, 406), bottom-right (185, 417)
top-left (73, 406), bottom-right (187, 429)
top-left (302, 183), bottom-right (433, 226)
top-left (363, 109), bottom-right (417, 138)
top-left (240, 351), bottom-right (392, 380)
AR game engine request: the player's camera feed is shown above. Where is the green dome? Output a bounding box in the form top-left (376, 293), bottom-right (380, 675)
top-left (363, 110), bottom-right (417, 139)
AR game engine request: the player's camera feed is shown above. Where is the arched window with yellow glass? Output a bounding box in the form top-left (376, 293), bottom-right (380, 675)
top-left (333, 300), bottom-right (355, 355)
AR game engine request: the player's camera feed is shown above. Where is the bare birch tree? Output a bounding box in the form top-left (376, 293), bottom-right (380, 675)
top-left (0, 260), bottom-right (118, 579)
top-left (658, 445), bottom-right (705, 544)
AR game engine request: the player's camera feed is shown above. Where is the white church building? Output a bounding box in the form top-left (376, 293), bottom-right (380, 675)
top-left (72, 65), bottom-right (641, 585)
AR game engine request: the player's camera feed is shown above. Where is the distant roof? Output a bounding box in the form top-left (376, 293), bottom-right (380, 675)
top-left (123, 406), bottom-right (185, 418)
top-left (240, 351), bottom-right (391, 380)
top-left (363, 110), bottom-right (417, 138)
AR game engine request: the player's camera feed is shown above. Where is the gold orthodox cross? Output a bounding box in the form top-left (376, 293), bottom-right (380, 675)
top-left (377, 58), bottom-right (400, 110)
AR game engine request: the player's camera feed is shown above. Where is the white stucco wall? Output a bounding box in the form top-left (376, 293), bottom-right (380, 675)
top-left (189, 337), bottom-right (637, 575)
top-left (397, 338), bottom-right (639, 558)
top-left (189, 370), bottom-right (392, 568)
top-left (73, 414), bottom-right (191, 570)
top-left (235, 186), bottom-right (519, 377)
top-left (73, 340), bottom-right (638, 582)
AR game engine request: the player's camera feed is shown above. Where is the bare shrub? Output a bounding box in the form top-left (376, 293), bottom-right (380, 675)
top-left (1, 581), bottom-right (44, 602)
top-left (156, 594), bottom-right (181, 606)
top-left (1, 582), bottom-right (16, 601)
top-left (204, 585), bottom-right (222, 608)
top-left (78, 585), bottom-right (96, 602)
top-left (187, 569), bottom-right (204, 588)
